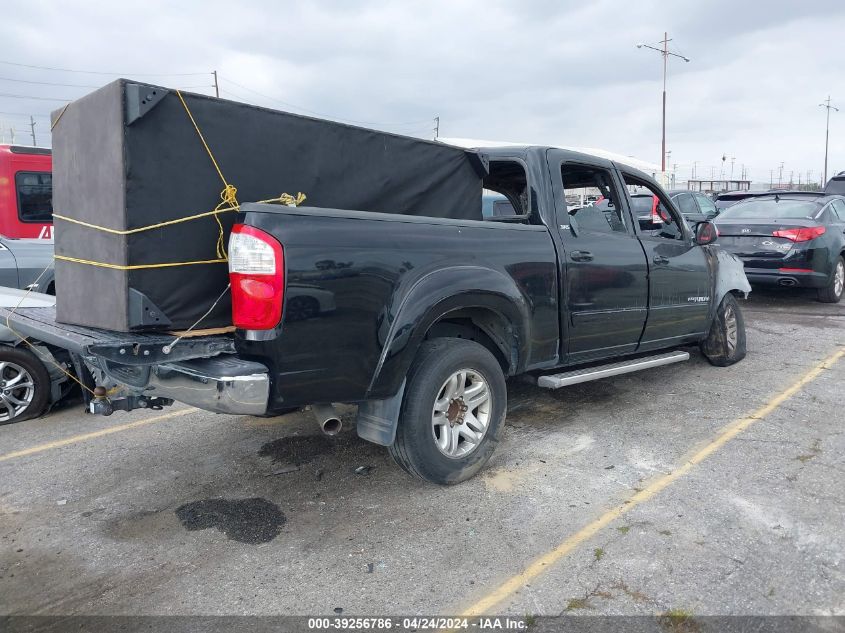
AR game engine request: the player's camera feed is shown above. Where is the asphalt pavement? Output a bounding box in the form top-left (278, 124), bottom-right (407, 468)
top-left (1, 286), bottom-right (843, 619)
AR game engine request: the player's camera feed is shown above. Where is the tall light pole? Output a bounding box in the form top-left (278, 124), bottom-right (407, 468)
top-left (819, 96), bottom-right (838, 185)
top-left (637, 33), bottom-right (690, 177)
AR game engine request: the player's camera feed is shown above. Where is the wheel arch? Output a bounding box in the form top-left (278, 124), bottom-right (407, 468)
top-left (708, 248), bottom-right (752, 323)
top-left (365, 266), bottom-right (530, 400)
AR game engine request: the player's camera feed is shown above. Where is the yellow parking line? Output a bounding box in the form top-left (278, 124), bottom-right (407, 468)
top-left (462, 347), bottom-right (845, 616)
top-left (0, 407), bottom-right (197, 463)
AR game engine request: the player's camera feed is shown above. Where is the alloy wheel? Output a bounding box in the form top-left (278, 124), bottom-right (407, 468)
top-left (724, 304), bottom-right (738, 355)
top-left (0, 361), bottom-right (36, 423)
top-left (431, 369), bottom-right (492, 458)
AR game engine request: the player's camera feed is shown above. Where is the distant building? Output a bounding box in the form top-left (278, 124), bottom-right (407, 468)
top-left (686, 179), bottom-right (751, 194)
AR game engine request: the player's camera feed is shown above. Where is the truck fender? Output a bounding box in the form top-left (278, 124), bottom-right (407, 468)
top-left (708, 248), bottom-right (751, 322)
top-left (366, 265), bottom-right (531, 401)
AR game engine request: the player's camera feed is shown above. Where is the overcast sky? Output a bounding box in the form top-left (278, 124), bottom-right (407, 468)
top-left (2, 0), bottom-right (844, 184)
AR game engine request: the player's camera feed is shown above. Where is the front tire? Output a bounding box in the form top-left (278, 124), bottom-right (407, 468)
top-left (389, 338), bottom-right (507, 484)
top-left (700, 293), bottom-right (747, 367)
top-left (817, 256), bottom-right (844, 303)
top-left (0, 346), bottom-right (51, 425)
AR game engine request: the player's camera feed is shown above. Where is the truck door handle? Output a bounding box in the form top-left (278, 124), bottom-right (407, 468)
top-left (570, 250), bottom-right (594, 262)
top-left (653, 255), bottom-right (670, 265)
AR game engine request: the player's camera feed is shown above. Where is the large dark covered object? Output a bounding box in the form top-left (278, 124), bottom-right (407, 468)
top-left (52, 79), bottom-right (483, 331)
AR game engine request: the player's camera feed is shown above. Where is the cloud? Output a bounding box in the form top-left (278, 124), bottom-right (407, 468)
top-left (1, 0), bottom-right (843, 183)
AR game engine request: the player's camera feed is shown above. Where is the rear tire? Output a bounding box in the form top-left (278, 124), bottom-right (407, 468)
top-left (389, 338), bottom-right (506, 484)
top-left (0, 346), bottom-right (51, 425)
top-left (700, 293), bottom-right (746, 367)
top-left (817, 256), bottom-right (844, 303)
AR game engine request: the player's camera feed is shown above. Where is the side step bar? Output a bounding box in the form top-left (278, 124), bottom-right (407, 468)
top-left (536, 350), bottom-right (690, 389)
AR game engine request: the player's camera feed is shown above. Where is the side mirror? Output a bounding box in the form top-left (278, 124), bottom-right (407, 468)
top-left (695, 221), bottom-right (718, 245)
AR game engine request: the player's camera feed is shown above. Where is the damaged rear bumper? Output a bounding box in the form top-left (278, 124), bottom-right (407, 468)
top-left (146, 357), bottom-right (270, 415)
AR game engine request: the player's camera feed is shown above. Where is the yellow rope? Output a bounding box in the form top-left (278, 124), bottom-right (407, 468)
top-left (53, 255), bottom-right (227, 270)
top-left (175, 90), bottom-right (231, 193)
top-left (51, 192), bottom-right (306, 236)
top-left (50, 103), bottom-right (70, 131)
top-left (4, 264), bottom-right (99, 397)
top-left (52, 204), bottom-right (239, 235)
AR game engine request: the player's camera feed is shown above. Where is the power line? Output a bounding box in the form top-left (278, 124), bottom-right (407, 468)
top-left (0, 111), bottom-right (49, 118)
top-left (0, 75), bottom-right (100, 88)
top-left (220, 77), bottom-right (434, 128)
top-left (0, 92), bottom-right (73, 101)
top-left (0, 59), bottom-right (208, 77)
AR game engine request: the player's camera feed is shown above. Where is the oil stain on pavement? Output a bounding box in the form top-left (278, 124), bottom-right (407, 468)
top-left (174, 498), bottom-right (286, 544)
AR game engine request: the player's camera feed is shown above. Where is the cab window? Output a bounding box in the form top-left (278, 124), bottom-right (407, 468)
top-left (623, 175), bottom-right (684, 240)
top-left (482, 160), bottom-right (530, 222)
top-left (561, 164), bottom-right (627, 234)
top-left (16, 171), bottom-right (53, 223)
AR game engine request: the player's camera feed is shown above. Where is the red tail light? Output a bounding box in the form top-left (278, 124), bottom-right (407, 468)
top-left (772, 226), bottom-right (826, 242)
top-left (228, 224), bottom-right (284, 329)
top-left (651, 196), bottom-right (661, 223)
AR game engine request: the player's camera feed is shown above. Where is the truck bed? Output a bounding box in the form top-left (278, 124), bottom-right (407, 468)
top-left (1, 306), bottom-right (235, 365)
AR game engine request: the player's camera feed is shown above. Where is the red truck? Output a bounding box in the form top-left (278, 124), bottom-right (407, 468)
top-left (0, 145), bottom-right (53, 240)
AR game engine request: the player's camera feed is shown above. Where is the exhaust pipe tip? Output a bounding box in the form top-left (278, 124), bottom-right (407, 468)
top-left (778, 277), bottom-right (797, 287)
top-left (321, 417), bottom-right (342, 436)
top-left (311, 403), bottom-right (342, 436)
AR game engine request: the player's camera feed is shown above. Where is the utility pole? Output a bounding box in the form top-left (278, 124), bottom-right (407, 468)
top-left (9, 127), bottom-right (14, 144)
top-left (434, 116), bottom-right (439, 140)
top-left (691, 160), bottom-right (699, 180)
top-left (636, 33), bottom-right (690, 178)
top-left (730, 156), bottom-right (736, 180)
top-left (720, 154), bottom-right (726, 180)
top-left (819, 96), bottom-right (838, 185)
top-left (212, 70), bottom-right (220, 98)
top-left (778, 162), bottom-right (784, 187)
top-left (29, 116), bottom-right (36, 146)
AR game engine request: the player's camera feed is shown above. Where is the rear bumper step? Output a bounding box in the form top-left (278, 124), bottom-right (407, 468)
top-left (536, 350), bottom-right (690, 389)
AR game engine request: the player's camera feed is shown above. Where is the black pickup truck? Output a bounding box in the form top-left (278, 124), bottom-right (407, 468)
top-left (3, 146), bottom-right (750, 483)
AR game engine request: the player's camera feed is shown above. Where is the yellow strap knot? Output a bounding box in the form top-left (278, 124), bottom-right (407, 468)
top-left (278, 192), bottom-right (307, 206)
top-left (221, 183), bottom-right (239, 207)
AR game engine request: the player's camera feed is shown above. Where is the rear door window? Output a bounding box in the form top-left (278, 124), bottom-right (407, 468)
top-left (16, 171), bottom-right (53, 223)
top-left (830, 199), bottom-right (845, 222)
top-left (675, 193), bottom-right (698, 215)
top-left (694, 193), bottom-right (718, 216)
